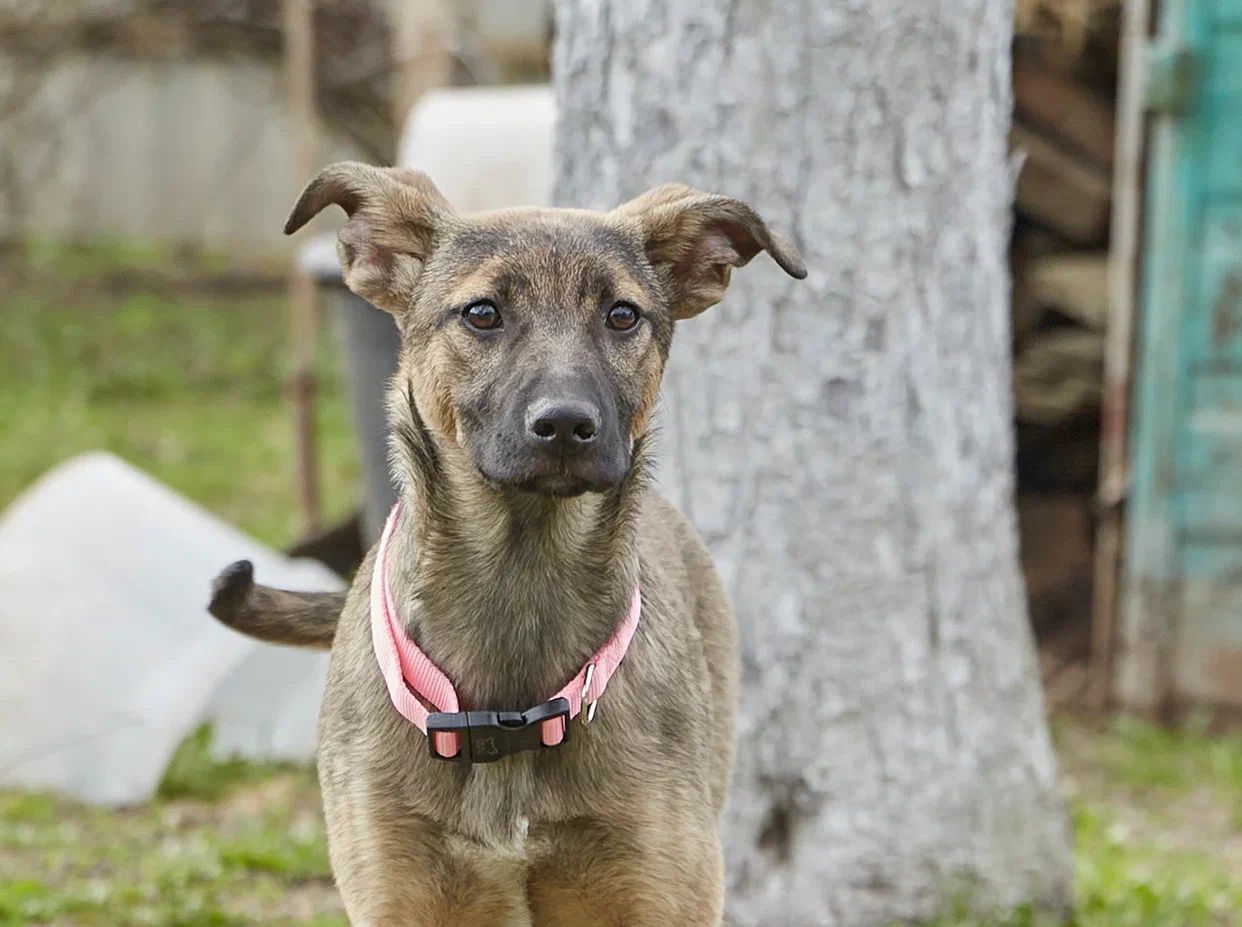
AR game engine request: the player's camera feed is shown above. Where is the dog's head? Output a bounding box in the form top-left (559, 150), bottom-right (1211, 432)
top-left (286, 162), bottom-right (806, 498)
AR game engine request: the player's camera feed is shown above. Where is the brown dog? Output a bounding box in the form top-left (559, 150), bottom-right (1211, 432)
top-left (209, 161), bottom-right (805, 926)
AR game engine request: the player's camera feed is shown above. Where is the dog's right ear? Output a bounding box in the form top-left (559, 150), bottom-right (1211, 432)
top-left (284, 161), bottom-right (454, 315)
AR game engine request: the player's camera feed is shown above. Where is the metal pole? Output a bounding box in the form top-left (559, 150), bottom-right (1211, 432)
top-left (389, 0), bottom-right (453, 125)
top-left (1090, 0), bottom-right (1152, 708)
top-left (283, 0), bottom-right (321, 531)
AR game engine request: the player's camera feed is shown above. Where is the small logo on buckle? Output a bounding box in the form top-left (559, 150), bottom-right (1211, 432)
top-left (474, 737), bottom-right (499, 758)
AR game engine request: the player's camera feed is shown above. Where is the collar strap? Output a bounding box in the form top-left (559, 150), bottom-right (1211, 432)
top-left (370, 503), bottom-right (642, 763)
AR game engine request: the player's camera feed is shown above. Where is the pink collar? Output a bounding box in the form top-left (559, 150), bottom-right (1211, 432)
top-left (370, 503), bottom-right (642, 763)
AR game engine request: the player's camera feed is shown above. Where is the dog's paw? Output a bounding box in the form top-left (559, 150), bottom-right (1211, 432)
top-left (208, 560), bottom-right (255, 621)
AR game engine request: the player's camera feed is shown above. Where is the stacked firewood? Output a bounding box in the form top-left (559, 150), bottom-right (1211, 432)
top-left (1009, 6), bottom-right (1120, 652)
top-left (1012, 42), bottom-right (1116, 446)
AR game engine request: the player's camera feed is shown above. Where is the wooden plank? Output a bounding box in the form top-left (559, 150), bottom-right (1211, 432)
top-left (1013, 126), bottom-right (1113, 244)
top-left (1203, 32), bottom-right (1242, 192)
top-left (1188, 371), bottom-right (1242, 411)
top-left (1176, 385), bottom-right (1242, 482)
top-left (1115, 0), bottom-right (1197, 714)
top-left (1177, 425), bottom-right (1242, 493)
top-left (1204, 104), bottom-right (1242, 192)
top-left (1182, 207), bottom-right (1242, 363)
top-left (1180, 540), bottom-right (1242, 581)
top-left (1179, 488), bottom-right (1242, 537)
top-left (1026, 252), bottom-right (1109, 330)
top-left (1119, 1), bottom-right (1242, 713)
top-left (1013, 328), bottom-right (1104, 426)
top-left (1013, 58), bottom-right (1116, 169)
top-left (1177, 375), bottom-right (1242, 517)
top-left (1167, 641), bottom-right (1242, 705)
top-left (1011, 224), bottom-right (1077, 347)
top-left (1215, 0), bottom-right (1242, 26)
top-left (1175, 536), bottom-right (1242, 707)
top-left (1203, 31), bottom-right (1242, 98)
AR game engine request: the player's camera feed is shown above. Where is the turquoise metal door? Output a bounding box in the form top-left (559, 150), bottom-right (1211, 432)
top-left (1122, 0), bottom-right (1242, 710)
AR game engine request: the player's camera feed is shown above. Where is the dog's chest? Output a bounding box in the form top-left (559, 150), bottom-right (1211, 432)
top-left (448, 763), bottom-right (543, 856)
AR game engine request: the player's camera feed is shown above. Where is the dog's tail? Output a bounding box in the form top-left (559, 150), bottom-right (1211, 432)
top-left (208, 560), bottom-right (344, 650)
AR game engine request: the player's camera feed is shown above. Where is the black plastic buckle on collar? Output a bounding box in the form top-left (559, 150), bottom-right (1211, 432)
top-left (426, 697), bottom-right (571, 764)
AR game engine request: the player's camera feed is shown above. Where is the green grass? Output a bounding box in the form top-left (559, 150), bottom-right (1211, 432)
top-left (1, 241), bottom-right (1240, 924)
top-left (0, 239), bottom-right (359, 546)
top-left (0, 728), bottom-right (342, 927)
top-left (16, 235), bottom-right (232, 282)
top-left (917, 717), bottom-right (1242, 927)
top-left (1087, 715), bottom-right (1242, 796)
top-left (160, 726), bottom-right (306, 802)
top-left (1070, 802), bottom-right (1240, 926)
top-left (1054, 716), bottom-right (1242, 927)
top-left (3, 716), bottom-right (1239, 927)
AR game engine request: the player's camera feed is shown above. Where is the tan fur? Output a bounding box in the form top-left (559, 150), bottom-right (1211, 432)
top-left (213, 162), bottom-right (805, 925)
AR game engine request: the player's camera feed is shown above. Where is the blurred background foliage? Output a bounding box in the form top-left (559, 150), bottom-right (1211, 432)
top-left (0, 240), bottom-right (358, 547)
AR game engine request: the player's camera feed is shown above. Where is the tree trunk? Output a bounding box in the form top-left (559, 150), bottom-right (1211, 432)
top-left (552, 2), bottom-right (1073, 925)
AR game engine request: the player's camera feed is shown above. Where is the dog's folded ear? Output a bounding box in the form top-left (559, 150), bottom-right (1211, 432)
top-left (614, 183), bottom-right (807, 320)
top-left (285, 161), bottom-right (455, 315)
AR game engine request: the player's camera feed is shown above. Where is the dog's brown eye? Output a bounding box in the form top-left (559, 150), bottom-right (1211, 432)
top-left (606, 303), bottom-right (640, 331)
top-left (463, 301), bottom-right (501, 331)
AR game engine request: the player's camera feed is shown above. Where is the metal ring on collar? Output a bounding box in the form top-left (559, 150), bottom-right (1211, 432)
top-left (582, 663), bottom-right (599, 724)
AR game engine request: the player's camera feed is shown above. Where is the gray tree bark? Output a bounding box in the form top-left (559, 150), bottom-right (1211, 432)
top-left (553, 2), bottom-right (1073, 925)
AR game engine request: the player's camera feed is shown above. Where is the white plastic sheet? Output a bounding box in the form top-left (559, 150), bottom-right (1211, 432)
top-left (0, 452), bottom-right (340, 806)
top-left (396, 84), bottom-right (554, 210)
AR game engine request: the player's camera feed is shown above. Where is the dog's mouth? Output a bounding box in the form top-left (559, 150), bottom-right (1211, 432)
top-left (516, 473), bottom-right (600, 497)
top-left (473, 451), bottom-right (628, 499)
top-left (476, 465), bottom-right (620, 498)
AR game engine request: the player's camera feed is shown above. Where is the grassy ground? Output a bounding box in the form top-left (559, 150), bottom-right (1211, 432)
top-left (1, 719), bottom-right (1238, 927)
top-left (0, 238), bottom-right (360, 548)
top-left (1, 243), bottom-right (1240, 925)
top-left (0, 730), bottom-right (344, 927)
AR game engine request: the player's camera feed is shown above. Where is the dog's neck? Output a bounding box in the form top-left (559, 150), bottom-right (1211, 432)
top-left (383, 382), bottom-right (647, 710)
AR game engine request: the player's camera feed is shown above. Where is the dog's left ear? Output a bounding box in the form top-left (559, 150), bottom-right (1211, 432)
top-left (614, 183), bottom-right (807, 319)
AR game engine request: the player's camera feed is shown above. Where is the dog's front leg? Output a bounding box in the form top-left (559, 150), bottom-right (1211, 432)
top-left (332, 839), bottom-right (534, 927)
top-left (324, 778), bottom-right (532, 927)
top-left (526, 822), bottom-right (725, 926)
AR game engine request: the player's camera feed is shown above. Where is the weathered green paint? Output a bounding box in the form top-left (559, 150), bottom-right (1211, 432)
top-left (1123, 0), bottom-right (1242, 709)
top-left (1145, 44), bottom-right (1197, 115)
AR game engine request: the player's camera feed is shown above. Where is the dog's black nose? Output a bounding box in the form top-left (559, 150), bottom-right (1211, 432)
top-left (526, 398), bottom-right (600, 450)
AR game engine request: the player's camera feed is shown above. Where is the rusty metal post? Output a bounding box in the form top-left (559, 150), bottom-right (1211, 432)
top-left (1090, 0), bottom-right (1153, 708)
top-left (283, 0), bottom-right (321, 531)
top-left (389, 0), bottom-right (453, 126)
